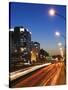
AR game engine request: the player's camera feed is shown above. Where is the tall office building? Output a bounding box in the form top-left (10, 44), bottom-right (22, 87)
top-left (14, 26), bottom-right (31, 63)
top-left (9, 26), bottom-right (32, 67)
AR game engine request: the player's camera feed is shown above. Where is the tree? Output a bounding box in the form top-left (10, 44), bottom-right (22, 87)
top-left (52, 55), bottom-right (63, 61)
top-left (39, 49), bottom-right (49, 57)
top-left (39, 49), bottom-right (49, 63)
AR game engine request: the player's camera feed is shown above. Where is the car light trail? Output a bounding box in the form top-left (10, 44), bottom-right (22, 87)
top-left (10, 63), bottom-right (51, 81)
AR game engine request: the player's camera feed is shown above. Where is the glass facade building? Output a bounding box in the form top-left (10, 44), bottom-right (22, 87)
top-left (9, 26), bottom-right (31, 71)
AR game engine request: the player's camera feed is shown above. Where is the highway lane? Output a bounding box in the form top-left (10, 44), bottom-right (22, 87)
top-left (12, 62), bottom-right (66, 88)
top-left (10, 63), bottom-right (51, 81)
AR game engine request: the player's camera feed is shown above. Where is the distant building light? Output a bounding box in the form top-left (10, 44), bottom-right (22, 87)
top-left (27, 28), bottom-right (29, 31)
top-left (20, 28), bottom-right (24, 32)
top-left (20, 48), bottom-right (24, 52)
top-left (20, 48), bottom-right (27, 52)
top-left (34, 44), bottom-right (37, 46)
top-left (36, 53), bottom-right (38, 55)
top-left (24, 62), bottom-right (30, 65)
top-left (30, 32), bottom-right (32, 34)
top-left (24, 59), bottom-right (26, 62)
top-left (40, 55), bottom-right (42, 57)
top-left (31, 51), bottom-right (32, 54)
top-left (24, 48), bottom-right (26, 50)
top-left (10, 28), bottom-right (14, 31)
top-left (24, 52), bottom-right (28, 54)
top-left (43, 56), bottom-right (45, 58)
top-left (14, 49), bottom-right (17, 52)
top-left (20, 39), bottom-right (23, 41)
top-left (36, 47), bottom-right (38, 48)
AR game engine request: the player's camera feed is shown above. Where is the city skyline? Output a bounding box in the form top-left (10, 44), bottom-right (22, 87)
top-left (9, 2), bottom-right (66, 55)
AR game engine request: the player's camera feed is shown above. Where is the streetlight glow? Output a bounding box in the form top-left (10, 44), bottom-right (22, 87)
top-left (14, 49), bottom-right (17, 52)
top-left (49, 9), bottom-right (56, 16)
top-left (27, 28), bottom-right (29, 31)
top-left (58, 42), bottom-right (62, 46)
top-left (59, 47), bottom-right (63, 50)
top-left (55, 31), bottom-right (60, 37)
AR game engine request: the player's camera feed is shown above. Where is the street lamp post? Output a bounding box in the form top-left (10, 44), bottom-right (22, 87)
top-left (58, 42), bottom-right (62, 46)
top-left (49, 8), bottom-right (66, 65)
top-left (49, 8), bottom-right (66, 21)
top-left (55, 31), bottom-right (66, 40)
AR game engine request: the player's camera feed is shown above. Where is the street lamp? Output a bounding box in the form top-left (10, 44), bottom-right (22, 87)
top-left (30, 32), bottom-right (32, 34)
top-left (49, 9), bottom-right (56, 16)
top-left (58, 42), bottom-right (62, 46)
top-left (55, 31), bottom-right (65, 40)
top-left (55, 31), bottom-right (60, 37)
top-left (49, 8), bottom-right (66, 65)
top-left (49, 8), bottom-right (66, 20)
top-left (14, 49), bottom-right (17, 53)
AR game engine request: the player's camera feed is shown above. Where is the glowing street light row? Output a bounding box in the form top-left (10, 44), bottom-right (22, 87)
top-left (55, 31), bottom-right (64, 57)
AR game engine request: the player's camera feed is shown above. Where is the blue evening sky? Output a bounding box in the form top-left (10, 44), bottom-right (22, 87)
top-left (9, 2), bottom-right (66, 55)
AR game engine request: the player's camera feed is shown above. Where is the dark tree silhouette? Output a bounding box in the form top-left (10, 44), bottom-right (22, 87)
top-left (39, 49), bottom-right (49, 63)
top-left (39, 49), bottom-right (49, 57)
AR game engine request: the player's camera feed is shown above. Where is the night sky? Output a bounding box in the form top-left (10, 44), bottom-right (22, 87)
top-left (9, 2), bottom-right (66, 55)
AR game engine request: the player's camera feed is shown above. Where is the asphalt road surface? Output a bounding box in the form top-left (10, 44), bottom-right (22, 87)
top-left (11, 62), bottom-right (66, 88)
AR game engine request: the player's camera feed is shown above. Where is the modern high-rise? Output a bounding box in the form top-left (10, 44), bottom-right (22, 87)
top-left (14, 26), bottom-right (31, 63)
top-left (9, 26), bottom-right (32, 69)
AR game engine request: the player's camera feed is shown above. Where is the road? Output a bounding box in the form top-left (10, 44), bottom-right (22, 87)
top-left (11, 62), bottom-right (66, 88)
